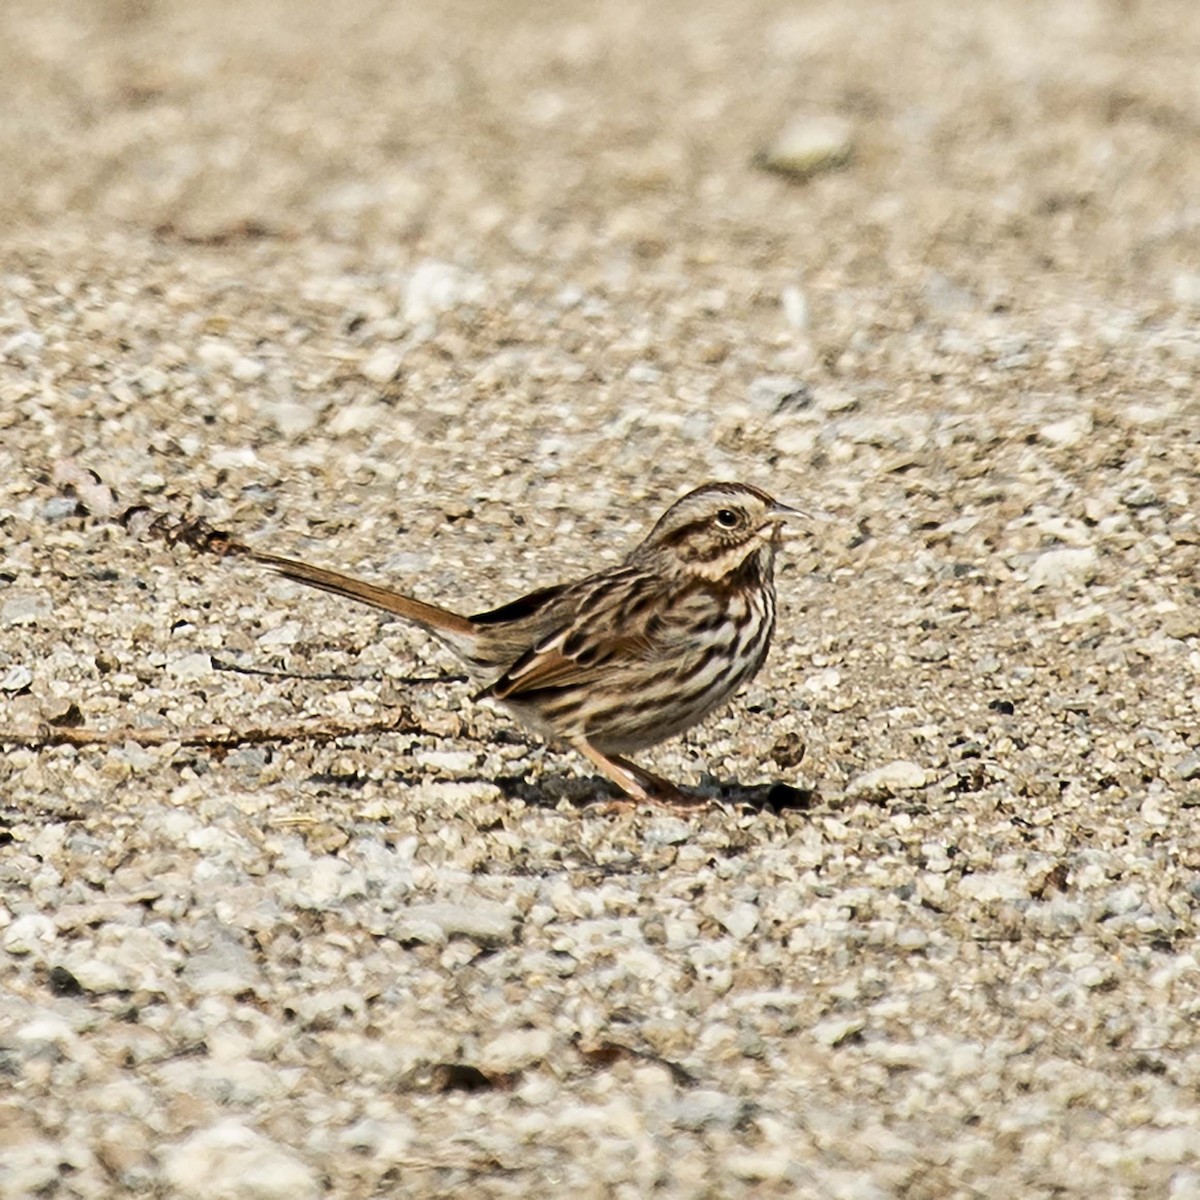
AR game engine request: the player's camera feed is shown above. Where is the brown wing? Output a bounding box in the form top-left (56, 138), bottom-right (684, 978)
top-left (482, 632), bottom-right (659, 700)
top-left (477, 568), bottom-right (702, 702)
top-left (470, 582), bottom-right (569, 627)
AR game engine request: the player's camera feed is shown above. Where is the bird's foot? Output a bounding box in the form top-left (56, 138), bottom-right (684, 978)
top-left (572, 740), bottom-right (712, 812)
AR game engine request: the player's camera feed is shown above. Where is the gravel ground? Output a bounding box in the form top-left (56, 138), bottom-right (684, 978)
top-left (2, 0), bottom-right (1200, 1196)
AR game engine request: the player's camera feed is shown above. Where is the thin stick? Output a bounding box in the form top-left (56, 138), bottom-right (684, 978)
top-left (210, 656), bottom-right (468, 686)
top-left (0, 706), bottom-right (441, 751)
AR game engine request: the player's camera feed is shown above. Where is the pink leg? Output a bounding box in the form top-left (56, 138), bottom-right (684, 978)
top-left (572, 740), bottom-right (708, 810)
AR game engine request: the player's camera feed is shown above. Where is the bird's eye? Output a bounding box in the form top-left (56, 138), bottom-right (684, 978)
top-left (715, 508), bottom-right (739, 529)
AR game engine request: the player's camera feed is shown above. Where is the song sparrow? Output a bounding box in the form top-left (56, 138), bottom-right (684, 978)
top-left (132, 482), bottom-right (805, 805)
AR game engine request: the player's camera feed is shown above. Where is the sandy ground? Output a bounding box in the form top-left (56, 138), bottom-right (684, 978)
top-left (2, 0), bottom-right (1200, 1196)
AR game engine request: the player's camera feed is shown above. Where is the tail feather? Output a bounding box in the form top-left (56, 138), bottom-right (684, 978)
top-left (121, 507), bottom-right (475, 639)
top-left (248, 549), bottom-right (476, 637)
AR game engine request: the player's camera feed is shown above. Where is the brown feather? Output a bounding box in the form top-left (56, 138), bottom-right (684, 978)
top-left (248, 550), bottom-right (476, 638)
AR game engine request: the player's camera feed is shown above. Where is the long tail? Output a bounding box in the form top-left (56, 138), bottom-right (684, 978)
top-left (121, 507), bottom-right (477, 639)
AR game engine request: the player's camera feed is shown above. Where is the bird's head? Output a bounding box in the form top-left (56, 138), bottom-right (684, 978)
top-left (632, 481), bottom-right (804, 581)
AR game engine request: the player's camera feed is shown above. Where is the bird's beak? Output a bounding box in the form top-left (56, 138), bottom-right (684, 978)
top-left (767, 501), bottom-right (834, 524)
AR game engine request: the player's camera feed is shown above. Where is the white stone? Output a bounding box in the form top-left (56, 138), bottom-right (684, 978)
top-left (62, 956), bottom-right (126, 993)
top-left (16, 1015), bottom-right (75, 1047)
top-left (392, 900), bottom-right (516, 947)
top-left (167, 652), bottom-right (214, 680)
top-left (781, 284), bottom-right (808, 332)
top-left (671, 1088), bottom-right (745, 1130)
top-left (197, 338), bottom-right (239, 368)
top-left (269, 402), bottom-right (318, 436)
top-left (162, 1121), bottom-right (319, 1200)
top-left (957, 871), bottom-right (1028, 902)
top-left (135, 367), bottom-right (170, 395)
top-left (1039, 414), bottom-right (1092, 447)
top-left (338, 1117), bottom-right (416, 1160)
top-left (0, 664), bottom-right (33, 691)
top-left (0, 1142), bottom-right (60, 1195)
top-left (3, 913), bottom-right (57, 954)
top-left (846, 760), bottom-right (928, 799)
top-left (817, 389), bottom-right (860, 414)
top-left (758, 115), bottom-right (853, 179)
top-left (287, 858), bottom-right (368, 910)
top-left (209, 447), bottom-right (260, 470)
top-left (479, 1027), bottom-right (553, 1073)
top-left (359, 348), bottom-right (404, 385)
top-left (644, 817), bottom-right (692, 847)
top-left (1074, 963), bottom-right (1113, 989)
top-left (1103, 885), bottom-right (1143, 916)
top-left (1026, 546), bottom-right (1098, 591)
top-left (329, 401), bottom-right (386, 434)
top-left (257, 621), bottom-right (302, 647)
top-left (775, 425), bottom-right (818, 456)
top-left (804, 668), bottom-right (842, 695)
top-left (719, 901), bottom-right (760, 941)
top-left (747, 375), bottom-right (808, 413)
top-left (413, 748), bottom-right (478, 774)
top-left (231, 356), bottom-right (265, 382)
top-left (812, 1016), bottom-right (865, 1046)
top-left (2, 593), bottom-right (52, 626)
top-left (403, 261), bottom-right (487, 324)
top-left (2, 329), bottom-right (45, 360)
top-left (1170, 1170), bottom-right (1200, 1197)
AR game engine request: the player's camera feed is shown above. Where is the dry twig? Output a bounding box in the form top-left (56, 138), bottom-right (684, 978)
top-left (0, 706), bottom-right (438, 751)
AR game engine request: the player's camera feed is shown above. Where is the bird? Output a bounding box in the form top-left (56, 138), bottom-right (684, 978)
top-left (131, 482), bottom-right (807, 805)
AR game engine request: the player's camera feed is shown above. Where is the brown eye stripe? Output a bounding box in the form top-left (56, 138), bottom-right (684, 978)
top-left (660, 518), bottom-right (713, 548)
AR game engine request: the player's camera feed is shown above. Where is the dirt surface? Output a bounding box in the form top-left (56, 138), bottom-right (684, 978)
top-left (2, 0), bottom-right (1200, 1196)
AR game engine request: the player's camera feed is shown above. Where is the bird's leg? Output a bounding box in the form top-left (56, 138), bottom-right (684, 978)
top-left (572, 740), bottom-right (707, 809)
top-left (611, 754), bottom-right (708, 808)
top-left (572, 738), bottom-right (650, 801)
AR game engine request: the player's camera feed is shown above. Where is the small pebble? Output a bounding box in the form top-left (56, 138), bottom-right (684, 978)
top-left (162, 1121), bottom-right (320, 1200)
top-left (719, 901), bottom-right (760, 941)
top-left (957, 872), bottom-right (1028, 903)
top-left (812, 1016), bottom-right (865, 1047)
top-left (0, 664), bottom-right (34, 691)
top-left (167, 652), bottom-right (215, 680)
top-left (756, 115), bottom-right (854, 180)
top-left (846, 760), bottom-right (928, 800)
top-left (1121, 482), bottom-right (1159, 508)
top-left (231, 356), bottom-right (266, 382)
top-left (1176, 753), bottom-right (1200, 782)
top-left (478, 1028), bottom-right (553, 1074)
top-left (392, 901), bottom-right (516, 947)
top-left (359, 348), bottom-right (404, 385)
top-left (747, 375), bottom-right (811, 414)
top-left (2, 329), bottom-right (45, 361)
top-left (135, 367), bottom-right (170, 396)
top-left (42, 496), bottom-right (81, 521)
top-left (1026, 546), bottom-right (1099, 591)
top-left (2, 594), bottom-right (53, 627)
top-left (1039, 415), bottom-right (1091, 447)
top-left (403, 260), bottom-right (487, 324)
top-left (3, 913), bottom-right (57, 954)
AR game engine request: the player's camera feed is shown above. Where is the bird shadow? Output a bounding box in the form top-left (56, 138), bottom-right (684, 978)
top-left (494, 771), bottom-right (816, 813)
top-left (697, 777), bottom-right (818, 811)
